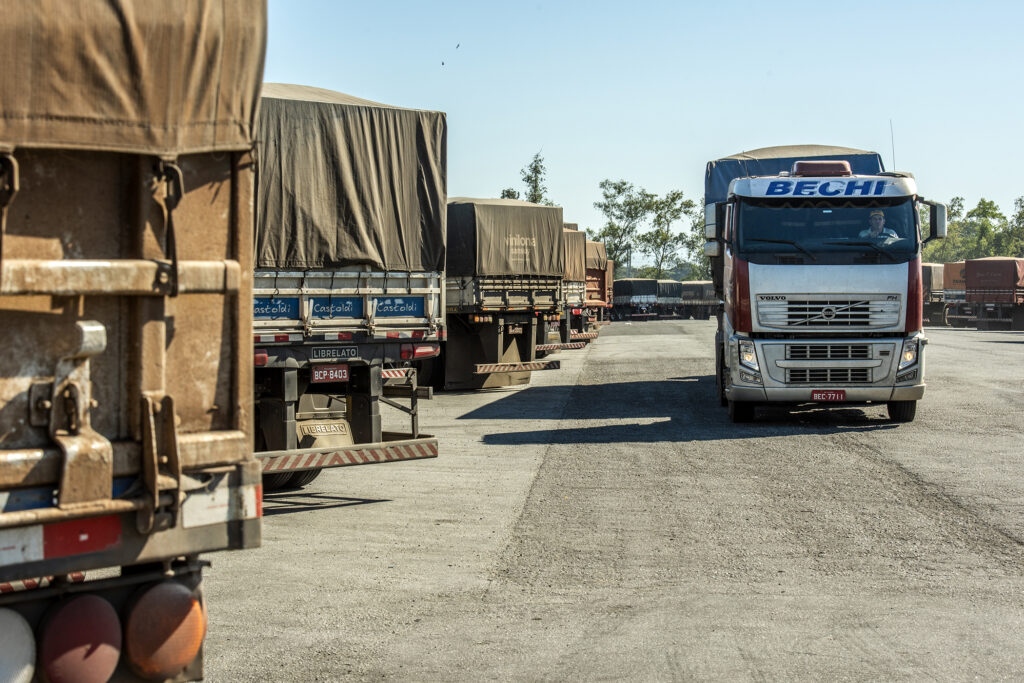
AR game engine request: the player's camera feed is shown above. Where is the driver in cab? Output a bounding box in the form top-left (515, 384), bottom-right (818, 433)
top-left (859, 209), bottom-right (898, 239)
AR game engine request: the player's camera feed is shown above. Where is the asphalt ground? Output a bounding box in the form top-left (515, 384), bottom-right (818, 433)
top-left (205, 320), bottom-right (1024, 681)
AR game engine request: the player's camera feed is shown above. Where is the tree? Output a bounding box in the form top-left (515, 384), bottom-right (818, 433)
top-left (593, 179), bottom-right (656, 273)
top-left (995, 197), bottom-right (1024, 256)
top-left (500, 187), bottom-right (520, 200)
top-left (521, 152), bottom-right (551, 205)
top-left (636, 190), bottom-right (695, 278)
top-left (680, 196), bottom-right (712, 280)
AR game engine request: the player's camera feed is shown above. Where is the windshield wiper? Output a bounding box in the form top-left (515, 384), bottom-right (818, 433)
top-left (744, 238), bottom-right (817, 261)
top-left (822, 240), bottom-right (899, 263)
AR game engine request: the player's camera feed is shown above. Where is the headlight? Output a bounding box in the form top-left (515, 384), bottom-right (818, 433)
top-left (899, 339), bottom-right (918, 370)
top-left (738, 340), bottom-right (759, 371)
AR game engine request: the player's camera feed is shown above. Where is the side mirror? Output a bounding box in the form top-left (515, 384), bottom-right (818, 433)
top-left (704, 222), bottom-right (717, 240)
top-left (704, 203), bottom-right (719, 240)
top-left (930, 202), bottom-right (947, 241)
top-left (704, 241), bottom-right (721, 258)
top-left (922, 200), bottom-right (947, 243)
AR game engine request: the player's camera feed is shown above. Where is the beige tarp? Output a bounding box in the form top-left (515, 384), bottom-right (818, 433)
top-left (447, 198), bottom-right (564, 277)
top-left (0, 1), bottom-right (266, 154)
top-left (586, 241), bottom-right (607, 270)
top-left (255, 84), bottom-right (447, 272)
top-left (563, 229), bottom-right (586, 282)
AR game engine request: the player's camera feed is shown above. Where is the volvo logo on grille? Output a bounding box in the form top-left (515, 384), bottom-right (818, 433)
top-left (821, 307), bottom-right (837, 320)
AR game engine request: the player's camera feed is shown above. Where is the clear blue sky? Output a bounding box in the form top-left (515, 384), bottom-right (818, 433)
top-left (265, 1), bottom-right (1024, 242)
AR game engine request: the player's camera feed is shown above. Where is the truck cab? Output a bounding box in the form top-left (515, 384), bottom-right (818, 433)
top-left (705, 157), bottom-right (946, 423)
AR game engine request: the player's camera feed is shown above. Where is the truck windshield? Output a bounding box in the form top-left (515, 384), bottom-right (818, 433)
top-left (736, 197), bottom-right (918, 264)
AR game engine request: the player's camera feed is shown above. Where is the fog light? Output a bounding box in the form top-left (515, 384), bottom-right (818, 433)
top-left (896, 369), bottom-right (918, 383)
top-left (738, 340), bottom-right (759, 371)
top-left (739, 371), bottom-right (762, 384)
top-left (125, 581), bottom-right (206, 680)
top-left (0, 608), bottom-right (35, 683)
top-left (38, 595), bottom-right (121, 683)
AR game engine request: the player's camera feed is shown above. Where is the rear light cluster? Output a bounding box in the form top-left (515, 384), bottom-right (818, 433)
top-left (399, 343), bottom-right (440, 360)
top-left (470, 314), bottom-right (493, 323)
top-left (571, 308), bottom-right (582, 315)
top-left (0, 580), bottom-right (206, 683)
top-left (254, 349), bottom-right (269, 367)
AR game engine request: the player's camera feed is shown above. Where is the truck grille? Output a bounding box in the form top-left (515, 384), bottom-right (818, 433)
top-left (757, 297), bottom-right (900, 328)
top-left (787, 368), bottom-right (871, 383)
top-left (787, 344), bottom-right (870, 360)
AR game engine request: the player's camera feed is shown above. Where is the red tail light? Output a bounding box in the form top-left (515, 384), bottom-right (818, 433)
top-left (38, 595), bottom-right (122, 683)
top-left (906, 257), bottom-right (922, 332)
top-left (254, 349), bottom-right (268, 366)
top-left (571, 308), bottom-right (582, 315)
top-left (400, 343), bottom-right (413, 360)
top-left (124, 582), bottom-right (206, 679)
top-left (729, 257), bottom-right (752, 333)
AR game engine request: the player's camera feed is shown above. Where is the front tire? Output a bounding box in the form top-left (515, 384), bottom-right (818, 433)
top-left (728, 399), bottom-right (755, 423)
top-left (886, 400), bottom-right (917, 423)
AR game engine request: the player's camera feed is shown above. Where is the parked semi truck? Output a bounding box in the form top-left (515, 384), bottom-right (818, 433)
top-left (921, 262), bottom-right (945, 325)
top-left (679, 281), bottom-right (718, 320)
top-left (612, 278), bottom-right (658, 320)
top-left (0, 3), bottom-right (264, 680)
top-left (703, 145), bottom-right (946, 423)
top-left (253, 85), bottom-right (443, 490)
top-left (966, 257), bottom-right (1024, 330)
top-left (942, 260), bottom-right (970, 326)
top-left (585, 241), bottom-right (612, 328)
top-left (441, 198), bottom-right (563, 389)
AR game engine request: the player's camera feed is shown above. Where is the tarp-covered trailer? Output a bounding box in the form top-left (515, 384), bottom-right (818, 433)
top-left (656, 280), bottom-right (683, 317)
top-left (551, 227), bottom-right (595, 347)
top-left (0, 2), bottom-right (265, 679)
top-left (679, 280), bottom-right (719, 319)
top-left (612, 278), bottom-right (658, 320)
top-left (585, 240), bottom-right (611, 328)
top-left (253, 84), bottom-right (444, 489)
top-left (966, 257), bottom-right (1024, 330)
top-left (942, 261), bottom-right (970, 326)
top-left (921, 263), bottom-right (945, 325)
top-left (443, 198), bottom-right (564, 389)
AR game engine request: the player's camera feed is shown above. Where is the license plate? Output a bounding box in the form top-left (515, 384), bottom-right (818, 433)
top-left (311, 346), bottom-right (357, 361)
top-left (311, 364), bottom-right (349, 383)
top-left (811, 389), bottom-right (846, 402)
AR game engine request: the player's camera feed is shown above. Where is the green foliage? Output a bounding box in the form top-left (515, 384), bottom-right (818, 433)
top-left (637, 190), bottom-right (695, 278)
top-left (922, 196), bottom-right (1023, 262)
top-left (500, 187), bottom-right (520, 200)
top-left (520, 152), bottom-right (551, 205)
top-left (680, 197), bottom-right (712, 280)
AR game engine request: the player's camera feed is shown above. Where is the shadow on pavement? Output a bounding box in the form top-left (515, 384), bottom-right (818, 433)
top-left (262, 492), bottom-right (389, 517)
top-left (462, 375), bottom-right (898, 445)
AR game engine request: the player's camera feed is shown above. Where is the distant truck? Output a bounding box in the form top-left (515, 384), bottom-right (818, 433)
top-left (942, 261), bottom-right (971, 326)
top-left (584, 241), bottom-right (612, 328)
top-left (966, 257), bottom-right (1024, 330)
top-left (252, 85), bottom-right (443, 490)
top-left (612, 278), bottom-right (658, 320)
top-left (703, 145), bottom-right (946, 423)
top-left (679, 280), bottom-right (718, 320)
top-left (0, 3), bottom-right (264, 680)
top-left (441, 198), bottom-right (563, 389)
top-left (921, 263), bottom-right (945, 325)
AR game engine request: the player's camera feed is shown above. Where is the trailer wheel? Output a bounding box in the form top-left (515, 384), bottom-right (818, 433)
top-left (886, 400), bottom-right (917, 423)
top-left (287, 469), bottom-right (323, 488)
top-left (728, 399), bottom-right (754, 423)
top-left (262, 472), bottom-right (295, 491)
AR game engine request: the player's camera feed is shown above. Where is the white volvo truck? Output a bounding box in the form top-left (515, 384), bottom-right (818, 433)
top-left (703, 146), bottom-right (946, 423)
